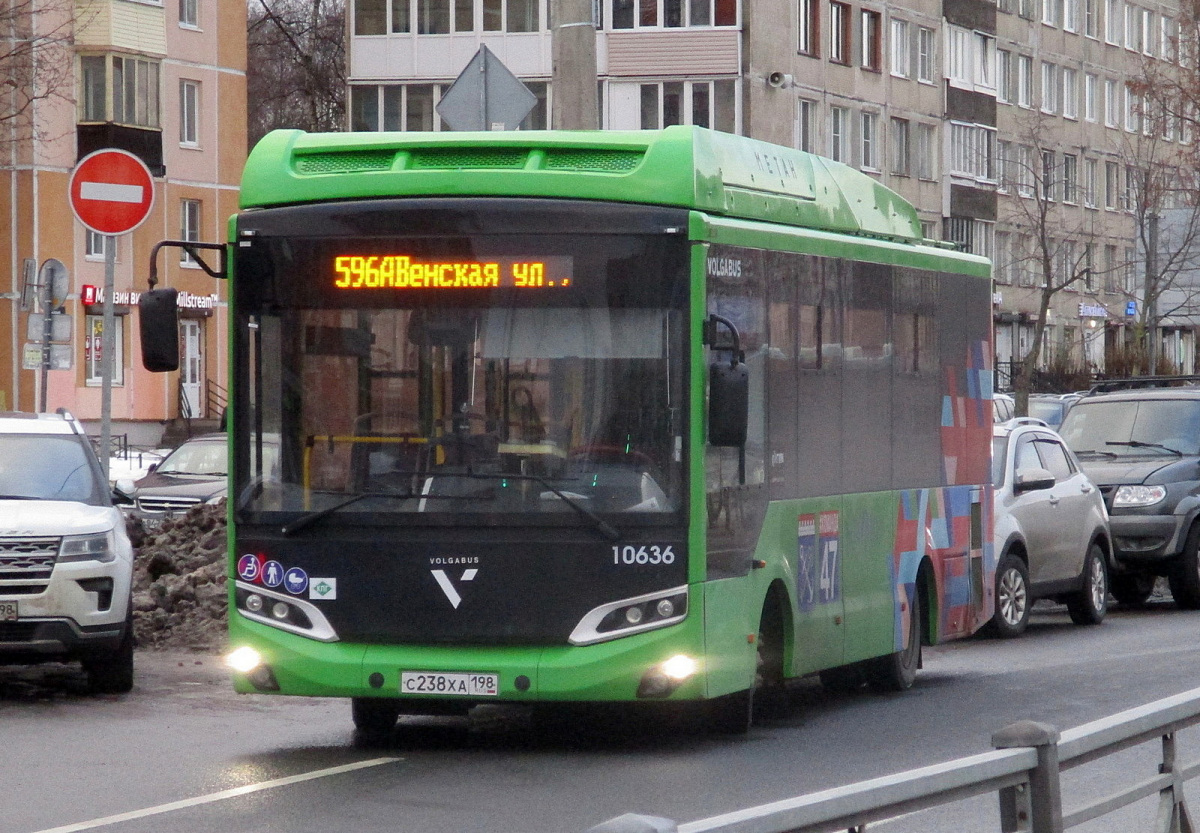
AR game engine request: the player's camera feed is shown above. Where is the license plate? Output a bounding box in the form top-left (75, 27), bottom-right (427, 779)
top-left (400, 671), bottom-right (499, 697)
top-left (0, 601), bottom-right (17, 621)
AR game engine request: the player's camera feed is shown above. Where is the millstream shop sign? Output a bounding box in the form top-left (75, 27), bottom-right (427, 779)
top-left (82, 286), bottom-right (218, 309)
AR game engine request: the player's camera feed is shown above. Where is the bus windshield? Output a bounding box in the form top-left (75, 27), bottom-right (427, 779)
top-left (234, 228), bottom-right (688, 527)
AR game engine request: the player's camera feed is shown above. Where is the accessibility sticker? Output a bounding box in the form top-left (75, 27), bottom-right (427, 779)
top-left (284, 567), bottom-right (309, 595)
top-left (310, 578), bottom-right (337, 601)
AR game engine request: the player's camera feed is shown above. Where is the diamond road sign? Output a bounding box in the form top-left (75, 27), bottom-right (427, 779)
top-left (436, 45), bottom-right (536, 131)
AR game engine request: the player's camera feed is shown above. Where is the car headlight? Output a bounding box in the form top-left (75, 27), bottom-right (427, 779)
top-left (1113, 485), bottom-right (1168, 507)
top-left (59, 530), bottom-right (117, 563)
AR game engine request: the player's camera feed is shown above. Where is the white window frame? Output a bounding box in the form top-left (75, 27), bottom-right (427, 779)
top-left (1018, 54), bottom-right (1033, 107)
top-left (890, 18), bottom-right (911, 77)
top-left (891, 116), bottom-right (910, 175)
top-left (997, 49), bottom-right (1012, 102)
top-left (1064, 0), bottom-right (1078, 31)
top-left (916, 122), bottom-right (936, 180)
top-left (179, 0), bottom-right (198, 27)
top-left (1104, 0), bottom-right (1120, 44)
top-left (1104, 78), bottom-right (1118, 127)
top-left (917, 27), bottom-right (935, 82)
top-left (1041, 62), bottom-right (1058, 113)
top-left (830, 106), bottom-right (850, 162)
top-left (180, 198), bottom-right (201, 266)
top-left (1084, 157), bottom-right (1097, 206)
top-left (85, 315), bottom-right (124, 387)
top-left (85, 231), bottom-right (116, 261)
top-left (860, 111), bottom-right (879, 169)
top-left (1084, 72), bottom-right (1097, 121)
top-left (1062, 67), bottom-right (1078, 119)
top-left (179, 79), bottom-right (199, 146)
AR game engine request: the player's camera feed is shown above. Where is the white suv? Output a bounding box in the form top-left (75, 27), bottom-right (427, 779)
top-left (0, 411), bottom-right (135, 692)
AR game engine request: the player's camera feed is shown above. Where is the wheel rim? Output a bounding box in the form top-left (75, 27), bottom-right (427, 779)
top-left (998, 567), bottom-right (1027, 625)
top-left (1090, 554), bottom-right (1107, 612)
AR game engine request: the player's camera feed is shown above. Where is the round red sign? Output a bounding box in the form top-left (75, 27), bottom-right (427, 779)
top-left (69, 149), bottom-right (155, 235)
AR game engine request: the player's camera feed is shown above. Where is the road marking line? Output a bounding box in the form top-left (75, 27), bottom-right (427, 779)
top-left (80, 182), bottom-right (143, 203)
top-left (29, 757), bottom-right (401, 833)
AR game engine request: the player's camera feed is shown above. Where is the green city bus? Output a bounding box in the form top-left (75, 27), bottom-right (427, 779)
top-left (141, 126), bottom-right (995, 734)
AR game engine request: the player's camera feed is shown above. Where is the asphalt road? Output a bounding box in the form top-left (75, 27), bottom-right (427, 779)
top-left (6, 598), bottom-right (1200, 833)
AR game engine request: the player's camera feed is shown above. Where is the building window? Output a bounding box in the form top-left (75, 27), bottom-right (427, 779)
top-left (1064, 0), bottom-right (1078, 31)
top-left (1104, 244), bottom-right (1118, 292)
top-left (917, 26), bottom-right (934, 81)
top-left (830, 1), bottom-right (850, 64)
top-left (1104, 78), bottom-right (1117, 127)
top-left (1125, 164), bottom-right (1138, 211)
top-left (77, 54), bottom-right (160, 127)
top-left (180, 199), bottom-right (201, 265)
top-left (1124, 83), bottom-right (1137, 131)
top-left (1041, 62), bottom-right (1058, 113)
top-left (1017, 54), bottom-right (1033, 107)
top-left (85, 315), bottom-right (124, 387)
top-left (891, 116), bottom-right (910, 174)
top-left (916, 122), bottom-right (935, 179)
top-left (180, 79), bottom-right (199, 146)
top-left (1084, 73), bottom-right (1097, 121)
top-left (798, 98), bottom-right (816, 151)
top-left (638, 79), bottom-right (735, 130)
top-left (995, 231), bottom-right (1011, 284)
top-left (484, 0), bottom-right (539, 33)
top-left (85, 231), bottom-right (116, 261)
top-left (950, 121), bottom-right (996, 181)
top-left (613, 0), bottom-right (737, 28)
top-left (1062, 68), bottom-right (1077, 119)
top-left (997, 49), bottom-right (1011, 102)
top-left (890, 18), bottom-right (910, 77)
top-left (354, 0), bottom-right (387, 33)
top-left (1019, 0), bottom-right (1035, 20)
top-left (860, 111), bottom-right (878, 168)
top-left (1104, 160), bottom-right (1119, 209)
top-left (860, 10), bottom-right (881, 71)
top-left (1084, 0), bottom-right (1097, 36)
top-left (829, 106), bottom-right (849, 161)
top-left (179, 0), bottom-right (198, 27)
top-left (1104, 0), bottom-right (1120, 44)
top-left (945, 217), bottom-right (993, 257)
top-left (798, 0), bottom-right (819, 54)
top-left (1041, 149), bottom-right (1057, 200)
top-left (1042, 0), bottom-right (1059, 26)
top-left (1084, 157), bottom-right (1097, 206)
top-left (1063, 153), bottom-right (1078, 202)
top-left (1124, 3), bottom-right (1140, 50)
top-left (996, 139), bottom-right (1011, 190)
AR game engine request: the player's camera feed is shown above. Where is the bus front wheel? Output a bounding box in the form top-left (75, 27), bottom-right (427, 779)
top-left (351, 697), bottom-right (401, 739)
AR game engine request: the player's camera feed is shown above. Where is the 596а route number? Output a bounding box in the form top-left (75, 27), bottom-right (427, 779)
top-left (612, 545), bottom-right (675, 565)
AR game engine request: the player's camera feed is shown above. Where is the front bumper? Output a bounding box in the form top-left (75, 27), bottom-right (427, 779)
top-left (1108, 512), bottom-right (1187, 566)
top-left (229, 611), bottom-right (710, 703)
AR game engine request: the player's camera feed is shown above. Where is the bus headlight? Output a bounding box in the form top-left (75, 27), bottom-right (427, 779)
top-left (226, 646), bottom-right (262, 673)
top-left (568, 587), bottom-right (688, 646)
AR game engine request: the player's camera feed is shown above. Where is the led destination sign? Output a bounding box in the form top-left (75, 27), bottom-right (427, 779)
top-left (334, 255), bottom-right (573, 290)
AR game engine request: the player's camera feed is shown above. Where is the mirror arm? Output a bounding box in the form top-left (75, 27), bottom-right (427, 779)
top-left (147, 240), bottom-right (227, 289)
top-left (703, 314), bottom-right (744, 366)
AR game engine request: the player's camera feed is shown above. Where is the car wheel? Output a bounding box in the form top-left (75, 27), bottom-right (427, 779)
top-left (1110, 573), bottom-right (1156, 606)
top-left (992, 553), bottom-right (1031, 638)
top-left (1067, 543), bottom-right (1108, 626)
top-left (867, 589), bottom-right (922, 692)
top-left (351, 697), bottom-right (400, 739)
top-left (1169, 525), bottom-right (1200, 610)
top-left (82, 608), bottom-right (135, 695)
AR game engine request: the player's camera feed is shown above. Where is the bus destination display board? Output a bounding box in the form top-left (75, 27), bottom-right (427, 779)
top-left (334, 255), bottom-right (573, 290)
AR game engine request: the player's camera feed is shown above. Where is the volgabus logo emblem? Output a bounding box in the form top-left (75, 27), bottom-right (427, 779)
top-left (429, 556), bottom-right (480, 608)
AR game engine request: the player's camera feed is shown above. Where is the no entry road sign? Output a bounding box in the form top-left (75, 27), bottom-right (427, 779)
top-left (69, 149), bottom-right (155, 235)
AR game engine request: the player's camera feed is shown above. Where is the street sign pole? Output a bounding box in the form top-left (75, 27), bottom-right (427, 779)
top-left (39, 268), bottom-right (51, 412)
top-left (100, 236), bottom-right (116, 482)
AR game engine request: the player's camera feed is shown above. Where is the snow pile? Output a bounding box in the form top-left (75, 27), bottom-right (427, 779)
top-left (130, 501), bottom-right (228, 650)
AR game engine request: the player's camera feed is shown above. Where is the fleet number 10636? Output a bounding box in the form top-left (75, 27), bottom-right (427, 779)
top-left (612, 545), bottom-right (675, 565)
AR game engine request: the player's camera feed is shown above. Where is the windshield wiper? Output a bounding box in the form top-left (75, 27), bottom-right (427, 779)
top-left (1106, 440), bottom-right (1184, 456)
top-left (0, 494), bottom-right (40, 500)
top-left (1073, 449), bottom-right (1118, 458)
top-left (281, 490), bottom-right (415, 536)
top-left (464, 471), bottom-right (620, 542)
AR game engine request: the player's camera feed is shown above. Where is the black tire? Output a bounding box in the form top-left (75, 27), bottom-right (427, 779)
top-left (707, 687), bottom-right (753, 734)
top-left (752, 603), bottom-right (789, 721)
top-left (351, 698), bottom-right (401, 738)
top-left (82, 609), bottom-right (134, 695)
top-left (1067, 543), bottom-right (1108, 625)
top-left (1169, 525), bottom-right (1200, 610)
top-left (1110, 572), bottom-right (1156, 606)
top-left (991, 552), bottom-right (1031, 638)
top-left (867, 589), bottom-right (922, 692)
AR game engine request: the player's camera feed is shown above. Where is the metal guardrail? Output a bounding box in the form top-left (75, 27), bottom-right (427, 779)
top-left (586, 685), bottom-right (1200, 833)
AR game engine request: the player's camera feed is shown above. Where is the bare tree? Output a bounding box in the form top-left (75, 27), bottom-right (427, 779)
top-left (246, 0), bottom-right (346, 149)
top-left (0, 0), bottom-right (77, 152)
top-left (999, 109), bottom-right (1101, 412)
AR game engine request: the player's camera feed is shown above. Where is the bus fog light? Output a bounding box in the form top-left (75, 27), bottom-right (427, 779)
top-left (625, 606), bottom-right (644, 625)
top-left (226, 646), bottom-right (263, 674)
top-left (656, 599), bottom-right (675, 618)
top-left (271, 602), bottom-right (290, 620)
top-left (245, 594), bottom-right (264, 613)
top-left (661, 654), bottom-right (697, 681)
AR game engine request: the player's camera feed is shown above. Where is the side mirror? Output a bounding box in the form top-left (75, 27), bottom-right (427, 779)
top-left (1014, 468), bottom-right (1055, 494)
top-left (139, 288), bottom-right (180, 372)
top-left (708, 360), bottom-right (749, 447)
top-left (113, 478), bottom-right (136, 504)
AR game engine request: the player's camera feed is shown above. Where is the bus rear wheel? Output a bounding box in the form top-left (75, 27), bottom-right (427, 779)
top-left (351, 698), bottom-right (401, 739)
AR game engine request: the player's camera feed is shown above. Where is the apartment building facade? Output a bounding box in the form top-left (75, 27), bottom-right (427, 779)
top-left (346, 0), bottom-right (1190, 380)
top-left (1, 0), bottom-right (246, 442)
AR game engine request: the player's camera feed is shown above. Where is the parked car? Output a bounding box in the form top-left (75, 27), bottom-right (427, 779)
top-left (1058, 378), bottom-right (1200, 607)
top-left (994, 392), bottom-right (1016, 423)
top-left (991, 418), bottom-right (1112, 637)
top-left (0, 410), bottom-right (135, 692)
top-left (1027, 394), bottom-right (1077, 429)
